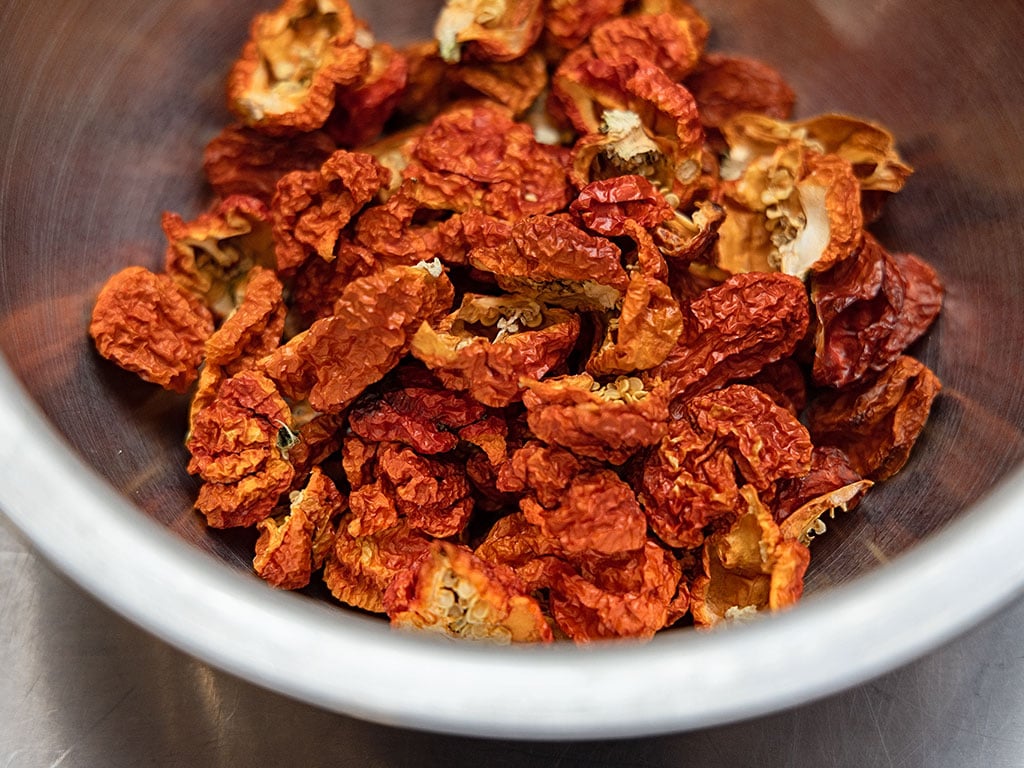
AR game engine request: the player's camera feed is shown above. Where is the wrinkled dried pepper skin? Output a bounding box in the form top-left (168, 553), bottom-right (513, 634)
top-left (645, 271), bottom-right (811, 406)
top-left (262, 262), bottom-right (454, 413)
top-left (253, 466), bottom-right (344, 589)
top-left (186, 370), bottom-right (296, 528)
top-left (90, 266), bottom-right (214, 393)
top-left (272, 149), bottom-right (391, 273)
top-left (88, 0), bottom-right (945, 643)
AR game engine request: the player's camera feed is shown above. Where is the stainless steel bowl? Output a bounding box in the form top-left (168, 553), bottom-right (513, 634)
top-left (2, 0), bottom-right (1024, 739)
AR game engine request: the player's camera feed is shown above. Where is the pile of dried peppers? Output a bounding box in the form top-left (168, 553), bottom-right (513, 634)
top-left (89, 0), bottom-right (943, 643)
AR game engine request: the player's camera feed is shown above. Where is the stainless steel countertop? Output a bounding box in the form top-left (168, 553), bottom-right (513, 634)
top-left (2, 514), bottom-right (1022, 768)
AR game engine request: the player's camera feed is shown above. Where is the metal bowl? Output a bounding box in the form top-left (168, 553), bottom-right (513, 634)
top-left (2, 0), bottom-right (1024, 740)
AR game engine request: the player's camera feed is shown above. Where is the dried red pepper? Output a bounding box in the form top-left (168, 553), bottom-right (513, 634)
top-left (805, 355), bottom-right (941, 481)
top-left (645, 271), bottom-right (811, 405)
top-left (410, 293), bottom-right (581, 406)
top-left (262, 261), bottom-right (454, 412)
top-left (90, 266), bottom-right (214, 393)
top-left (271, 149), bottom-right (391, 273)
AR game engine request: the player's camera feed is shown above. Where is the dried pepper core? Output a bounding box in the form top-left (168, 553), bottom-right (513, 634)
top-left (385, 541), bottom-right (553, 643)
top-left (690, 486), bottom-right (810, 627)
top-left (163, 196), bottom-right (275, 321)
top-left (228, 0), bottom-right (370, 134)
top-left (411, 293), bottom-right (581, 406)
top-left (434, 0), bottom-right (544, 64)
top-left (89, 0), bottom-right (944, 643)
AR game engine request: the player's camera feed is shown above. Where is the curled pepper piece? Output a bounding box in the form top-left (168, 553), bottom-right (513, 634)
top-left (162, 196), bottom-right (275, 321)
top-left (554, 52), bottom-right (704, 191)
top-left (720, 112), bottom-right (914, 194)
top-left (588, 12), bottom-right (705, 81)
top-left (541, 0), bottom-right (625, 53)
top-left (90, 266), bottom-right (214, 393)
top-left (475, 514), bottom-right (684, 642)
top-left (385, 541), bottom-right (553, 643)
top-left (474, 512), bottom-right (562, 589)
top-left (187, 370), bottom-right (295, 528)
top-left (410, 293), bottom-right (581, 407)
top-left (347, 479), bottom-right (399, 538)
top-left (412, 101), bottom-right (572, 219)
top-left (570, 175), bottom-right (674, 236)
top-left (644, 271), bottom-right (810, 405)
top-left (740, 358), bottom-right (808, 416)
top-left (546, 540), bottom-right (683, 642)
top-left (690, 486), bottom-right (810, 628)
top-left (639, 418), bottom-right (738, 549)
top-left (639, 385), bottom-right (811, 549)
top-left (253, 466), bottom-right (345, 589)
top-left (349, 380), bottom-right (482, 454)
top-left (348, 371), bottom-right (508, 459)
top-left (435, 209), bottom-right (514, 266)
top-left (204, 267), bottom-right (286, 376)
top-left (285, 408), bottom-right (346, 479)
top-left (685, 53), bottom-right (796, 131)
top-left (811, 233), bottom-right (943, 388)
top-left (262, 261), bottom-right (454, 413)
top-left (587, 219), bottom-right (683, 374)
top-left (446, 50), bottom-right (548, 116)
top-left (376, 444), bottom-right (474, 538)
top-left (772, 447), bottom-right (873, 545)
top-left (496, 440), bottom-right (583, 508)
top-left (203, 123), bottom-right (337, 204)
top-left (353, 188), bottom-right (444, 264)
top-left (689, 384), bottom-right (813, 490)
top-left (434, 0), bottom-right (544, 64)
top-left (324, 520), bottom-right (433, 613)
top-left (651, 198), bottom-right (726, 265)
top-left (271, 149), bottom-right (391, 273)
top-left (288, 239), bottom-right (383, 327)
top-left (805, 355), bottom-right (941, 481)
top-left (227, 0), bottom-right (370, 135)
top-left (718, 147), bottom-right (864, 279)
top-left (522, 373), bottom-right (669, 464)
top-left (325, 40), bottom-right (409, 148)
top-left (470, 215), bottom-right (628, 310)
top-left (521, 468), bottom-right (648, 556)
top-left (414, 101), bottom-right (526, 183)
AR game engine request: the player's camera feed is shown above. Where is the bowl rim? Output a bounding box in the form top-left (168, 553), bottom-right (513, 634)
top-left (2, 357), bottom-right (1023, 740)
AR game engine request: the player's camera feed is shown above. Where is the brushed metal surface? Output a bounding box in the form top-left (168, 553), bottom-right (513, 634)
top-left (1, 0), bottom-right (1024, 739)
